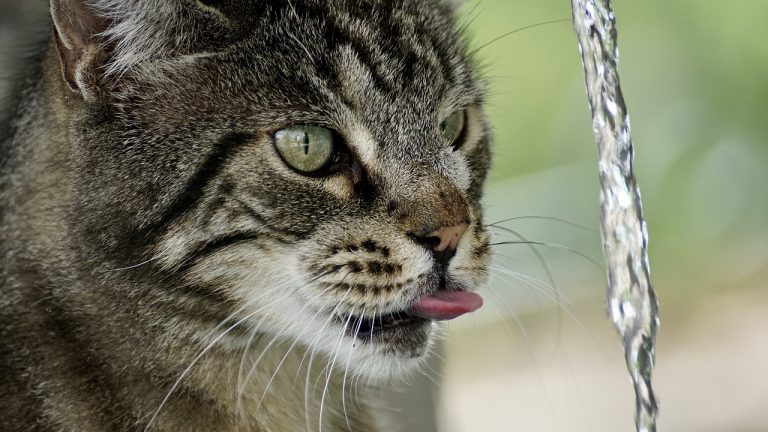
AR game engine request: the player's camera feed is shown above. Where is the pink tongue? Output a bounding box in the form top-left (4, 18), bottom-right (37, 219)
top-left (409, 291), bottom-right (483, 321)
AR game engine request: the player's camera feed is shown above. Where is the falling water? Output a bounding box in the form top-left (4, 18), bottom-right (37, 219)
top-left (569, 1), bottom-right (660, 431)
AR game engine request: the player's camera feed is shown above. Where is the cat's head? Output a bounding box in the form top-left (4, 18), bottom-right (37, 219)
top-left (52, 0), bottom-right (491, 380)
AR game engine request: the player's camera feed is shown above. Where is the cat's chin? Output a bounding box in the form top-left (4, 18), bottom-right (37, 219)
top-left (340, 319), bottom-right (439, 382)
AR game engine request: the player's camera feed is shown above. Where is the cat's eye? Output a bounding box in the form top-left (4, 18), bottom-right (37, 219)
top-left (274, 125), bottom-right (335, 174)
top-left (440, 110), bottom-right (466, 150)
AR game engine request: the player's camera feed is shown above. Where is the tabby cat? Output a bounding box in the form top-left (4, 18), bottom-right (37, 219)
top-left (0, 0), bottom-right (492, 430)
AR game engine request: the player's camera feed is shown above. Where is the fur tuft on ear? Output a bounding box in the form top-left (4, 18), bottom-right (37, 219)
top-left (50, 0), bottom-right (110, 99)
top-left (85, 0), bottom-right (196, 76)
top-left (442, 0), bottom-right (466, 10)
top-left (50, 0), bottom-right (231, 100)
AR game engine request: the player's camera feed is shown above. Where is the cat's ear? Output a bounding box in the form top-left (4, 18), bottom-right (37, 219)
top-left (50, 0), bottom-right (111, 100)
top-left (442, 0), bottom-right (466, 10)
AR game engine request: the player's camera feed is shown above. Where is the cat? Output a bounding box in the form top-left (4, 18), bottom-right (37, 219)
top-left (0, 0), bottom-right (493, 430)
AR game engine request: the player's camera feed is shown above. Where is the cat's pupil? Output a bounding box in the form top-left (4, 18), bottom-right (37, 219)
top-left (302, 133), bottom-right (310, 155)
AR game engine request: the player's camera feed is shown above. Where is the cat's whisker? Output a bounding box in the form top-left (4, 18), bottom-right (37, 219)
top-left (303, 342), bottom-right (318, 432)
top-left (487, 267), bottom-right (569, 333)
top-left (484, 289), bottom-right (564, 422)
top-left (319, 311), bottom-right (353, 432)
top-left (430, 348), bottom-right (447, 364)
top-left (4, 0), bottom-right (503, 429)
top-left (295, 272), bottom-right (354, 387)
top-left (299, 279), bottom-right (355, 432)
top-left (487, 225), bottom-right (568, 361)
top-left (488, 215), bottom-right (597, 232)
top-left (235, 268), bottom-right (339, 410)
top-left (486, 269), bottom-right (606, 359)
top-left (148, 272), bottom-right (320, 430)
top-left (422, 360), bottom-right (449, 383)
top-left (102, 253), bottom-right (164, 272)
top-left (488, 264), bottom-right (560, 300)
top-left (244, 279), bottom-right (349, 415)
top-left (419, 367), bottom-right (444, 390)
top-left (352, 371), bottom-right (363, 410)
top-left (143, 302), bottom-right (263, 431)
top-left (235, 323), bottom-right (262, 420)
top-left (248, 295), bottom-right (337, 414)
top-left (342, 309), bottom-right (365, 432)
top-left (490, 236), bottom-right (603, 269)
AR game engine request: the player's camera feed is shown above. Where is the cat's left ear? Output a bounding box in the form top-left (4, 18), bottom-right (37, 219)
top-left (50, 0), bottom-right (111, 100)
top-left (442, 0), bottom-right (466, 10)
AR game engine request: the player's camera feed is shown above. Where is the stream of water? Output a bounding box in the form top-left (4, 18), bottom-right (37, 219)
top-left (569, 1), bottom-right (660, 431)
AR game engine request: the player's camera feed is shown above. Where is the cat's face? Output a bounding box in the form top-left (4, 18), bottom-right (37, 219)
top-left (67, 0), bottom-right (491, 380)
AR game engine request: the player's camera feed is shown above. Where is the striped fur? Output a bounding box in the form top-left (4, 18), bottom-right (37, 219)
top-left (0, 1), bottom-right (490, 431)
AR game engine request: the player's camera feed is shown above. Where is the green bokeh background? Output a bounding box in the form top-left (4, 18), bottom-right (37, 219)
top-left (441, 1), bottom-right (768, 431)
top-left (461, 0), bottom-right (767, 303)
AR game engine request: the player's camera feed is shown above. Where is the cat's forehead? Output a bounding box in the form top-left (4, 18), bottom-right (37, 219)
top-left (220, 1), bottom-right (481, 128)
top-left (231, 0), bottom-right (478, 95)
top-left (125, 0), bottom-right (482, 156)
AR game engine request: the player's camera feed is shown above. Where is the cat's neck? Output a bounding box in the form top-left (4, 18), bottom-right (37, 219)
top-left (141, 334), bottom-right (383, 431)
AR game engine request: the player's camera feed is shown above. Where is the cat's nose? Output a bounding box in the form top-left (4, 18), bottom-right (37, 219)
top-left (410, 223), bottom-right (469, 267)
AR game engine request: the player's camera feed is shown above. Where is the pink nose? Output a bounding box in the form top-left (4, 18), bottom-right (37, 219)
top-left (429, 223), bottom-right (469, 253)
top-left (410, 223), bottom-right (469, 267)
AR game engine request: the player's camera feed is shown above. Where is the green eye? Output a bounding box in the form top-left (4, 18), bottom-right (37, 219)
top-left (274, 125), bottom-right (335, 173)
top-left (440, 109), bottom-right (466, 150)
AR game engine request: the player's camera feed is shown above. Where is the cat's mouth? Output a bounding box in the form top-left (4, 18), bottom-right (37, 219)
top-left (338, 311), bottom-right (429, 340)
top-left (335, 289), bottom-right (483, 341)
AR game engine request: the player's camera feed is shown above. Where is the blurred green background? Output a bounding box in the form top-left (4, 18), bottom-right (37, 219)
top-left (438, 1), bottom-right (768, 431)
top-left (2, 0), bottom-right (766, 431)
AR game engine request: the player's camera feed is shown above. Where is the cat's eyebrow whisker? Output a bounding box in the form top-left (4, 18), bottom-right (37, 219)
top-left (468, 18), bottom-right (572, 57)
top-left (456, 0), bottom-right (487, 36)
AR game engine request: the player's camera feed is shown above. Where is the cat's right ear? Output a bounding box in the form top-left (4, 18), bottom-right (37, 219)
top-left (50, 0), bottom-right (111, 100)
